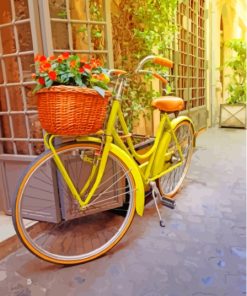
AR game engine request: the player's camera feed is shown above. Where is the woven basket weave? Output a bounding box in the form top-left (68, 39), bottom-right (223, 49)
top-left (37, 85), bottom-right (111, 136)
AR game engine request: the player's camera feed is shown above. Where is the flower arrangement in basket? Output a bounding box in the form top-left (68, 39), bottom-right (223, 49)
top-left (32, 53), bottom-right (111, 136)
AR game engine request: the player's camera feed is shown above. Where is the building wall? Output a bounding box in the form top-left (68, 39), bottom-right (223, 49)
top-left (208, 0), bottom-right (247, 125)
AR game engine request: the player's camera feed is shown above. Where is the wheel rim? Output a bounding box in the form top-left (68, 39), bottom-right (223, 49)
top-left (158, 122), bottom-right (193, 197)
top-left (14, 143), bottom-right (135, 263)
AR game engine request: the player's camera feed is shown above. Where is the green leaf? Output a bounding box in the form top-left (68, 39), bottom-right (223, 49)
top-left (75, 76), bottom-right (83, 86)
top-left (45, 78), bottom-right (53, 88)
top-left (93, 86), bottom-right (105, 97)
top-left (32, 84), bottom-right (43, 94)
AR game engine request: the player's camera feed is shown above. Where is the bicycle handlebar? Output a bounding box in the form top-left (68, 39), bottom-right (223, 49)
top-left (135, 55), bottom-right (173, 72)
top-left (108, 55), bottom-right (173, 78)
top-left (108, 55), bottom-right (173, 87)
top-left (153, 56), bottom-right (173, 68)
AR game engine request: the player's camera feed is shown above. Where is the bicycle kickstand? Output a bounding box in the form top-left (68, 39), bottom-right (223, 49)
top-left (150, 182), bottom-right (166, 228)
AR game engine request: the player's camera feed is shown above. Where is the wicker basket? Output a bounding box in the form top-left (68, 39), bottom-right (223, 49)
top-left (37, 85), bottom-right (111, 136)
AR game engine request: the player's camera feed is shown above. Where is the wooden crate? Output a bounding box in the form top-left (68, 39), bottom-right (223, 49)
top-left (219, 104), bottom-right (246, 129)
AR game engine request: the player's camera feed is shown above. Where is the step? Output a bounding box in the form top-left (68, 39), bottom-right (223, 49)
top-left (0, 213), bottom-right (36, 260)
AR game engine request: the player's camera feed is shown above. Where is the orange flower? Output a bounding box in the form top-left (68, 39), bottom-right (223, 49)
top-left (99, 73), bottom-right (104, 79)
top-left (31, 73), bottom-right (36, 79)
top-left (80, 56), bottom-right (88, 63)
top-left (34, 54), bottom-right (46, 62)
top-left (40, 62), bottom-right (51, 72)
top-left (34, 54), bottom-right (41, 62)
top-left (48, 71), bottom-right (57, 80)
top-left (70, 60), bottom-right (77, 68)
top-left (90, 58), bottom-right (101, 68)
top-left (92, 74), bottom-right (100, 79)
top-left (48, 55), bottom-right (56, 61)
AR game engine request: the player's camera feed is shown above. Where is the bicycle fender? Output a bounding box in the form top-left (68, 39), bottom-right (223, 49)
top-left (171, 116), bottom-right (195, 134)
top-left (76, 136), bottom-right (145, 216)
top-left (171, 116), bottom-right (196, 146)
top-left (151, 116), bottom-right (195, 177)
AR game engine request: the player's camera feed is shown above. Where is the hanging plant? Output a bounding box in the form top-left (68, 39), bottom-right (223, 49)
top-left (111, 0), bottom-right (178, 128)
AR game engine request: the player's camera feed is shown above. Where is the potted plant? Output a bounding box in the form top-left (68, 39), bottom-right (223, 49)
top-left (32, 53), bottom-right (111, 136)
top-left (219, 39), bottom-right (247, 128)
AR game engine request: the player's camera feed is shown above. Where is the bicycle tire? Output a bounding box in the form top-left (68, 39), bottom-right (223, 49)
top-left (13, 142), bottom-right (136, 265)
top-left (158, 120), bottom-right (194, 198)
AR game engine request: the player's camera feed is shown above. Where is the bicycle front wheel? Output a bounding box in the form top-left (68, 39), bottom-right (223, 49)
top-left (158, 120), bottom-right (194, 198)
top-left (13, 142), bottom-right (136, 265)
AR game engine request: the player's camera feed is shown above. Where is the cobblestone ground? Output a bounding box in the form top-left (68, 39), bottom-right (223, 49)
top-left (0, 127), bottom-right (246, 296)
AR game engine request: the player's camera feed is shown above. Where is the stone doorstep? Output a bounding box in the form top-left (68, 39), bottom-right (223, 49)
top-left (0, 218), bottom-right (46, 261)
top-left (0, 232), bottom-right (24, 261)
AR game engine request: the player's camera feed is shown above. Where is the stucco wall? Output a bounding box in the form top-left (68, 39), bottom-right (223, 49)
top-left (208, 0), bottom-right (247, 125)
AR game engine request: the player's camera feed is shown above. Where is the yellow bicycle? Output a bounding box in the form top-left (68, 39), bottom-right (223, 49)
top-left (13, 55), bottom-right (195, 265)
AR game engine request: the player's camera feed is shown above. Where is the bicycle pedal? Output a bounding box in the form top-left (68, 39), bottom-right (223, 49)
top-left (160, 197), bottom-right (176, 209)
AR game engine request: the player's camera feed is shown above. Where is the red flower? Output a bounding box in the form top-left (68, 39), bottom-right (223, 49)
top-left (62, 52), bottom-right (70, 59)
top-left (43, 62), bottom-right (51, 68)
top-left (79, 67), bottom-right (84, 73)
top-left (40, 55), bottom-right (47, 62)
top-left (38, 77), bottom-right (45, 85)
top-left (84, 64), bottom-right (91, 71)
top-left (48, 71), bottom-right (57, 80)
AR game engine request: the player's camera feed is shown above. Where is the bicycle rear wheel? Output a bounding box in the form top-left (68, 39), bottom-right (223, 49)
top-left (158, 120), bottom-right (194, 198)
top-left (13, 142), bottom-right (136, 265)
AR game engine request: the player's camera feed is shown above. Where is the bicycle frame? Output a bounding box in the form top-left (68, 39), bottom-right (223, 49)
top-left (107, 99), bottom-right (185, 182)
top-left (44, 55), bottom-right (195, 216)
top-left (44, 96), bottom-right (193, 213)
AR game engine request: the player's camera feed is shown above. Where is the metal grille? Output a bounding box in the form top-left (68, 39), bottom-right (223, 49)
top-left (0, 0), bottom-right (44, 155)
top-left (169, 0), bottom-right (207, 130)
top-left (0, 0), bottom-right (113, 156)
top-left (43, 0), bottom-right (113, 66)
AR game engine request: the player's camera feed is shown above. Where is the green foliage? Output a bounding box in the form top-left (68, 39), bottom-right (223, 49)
top-left (133, 0), bottom-right (178, 56)
top-left (57, 10), bottom-right (67, 19)
top-left (224, 39), bottom-right (247, 104)
top-left (112, 0), bottom-right (178, 129)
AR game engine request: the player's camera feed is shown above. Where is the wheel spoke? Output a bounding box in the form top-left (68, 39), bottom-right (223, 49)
top-left (158, 122), bottom-right (193, 197)
top-left (14, 143), bottom-right (135, 264)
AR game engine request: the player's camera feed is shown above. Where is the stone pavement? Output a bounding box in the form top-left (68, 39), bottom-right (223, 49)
top-left (0, 127), bottom-right (246, 296)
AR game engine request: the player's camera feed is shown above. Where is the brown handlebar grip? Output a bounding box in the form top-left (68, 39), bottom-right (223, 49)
top-left (153, 57), bottom-right (173, 68)
top-left (111, 70), bottom-right (127, 76)
top-left (153, 73), bottom-right (168, 85)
